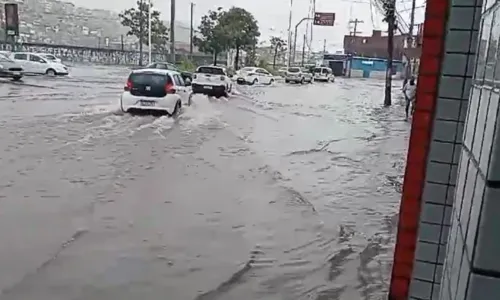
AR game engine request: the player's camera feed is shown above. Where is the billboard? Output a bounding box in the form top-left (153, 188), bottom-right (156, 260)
top-left (4, 3), bottom-right (19, 36)
top-left (313, 12), bottom-right (335, 26)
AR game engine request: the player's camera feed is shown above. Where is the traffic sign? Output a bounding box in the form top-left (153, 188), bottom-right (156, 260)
top-left (313, 12), bottom-right (335, 26)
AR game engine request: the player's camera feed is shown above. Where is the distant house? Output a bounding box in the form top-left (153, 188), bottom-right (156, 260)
top-left (343, 30), bottom-right (409, 60)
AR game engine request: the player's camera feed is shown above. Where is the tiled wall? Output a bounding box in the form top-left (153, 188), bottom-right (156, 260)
top-left (408, 0), bottom-right (483, 299)
top-left (439, 0), bottom-right (500, 299)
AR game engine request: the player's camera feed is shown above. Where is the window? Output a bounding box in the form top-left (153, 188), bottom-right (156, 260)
top-left (175, 74), bottom-right (186, 86)
top-left (196, 67), bottom-right (225, 75)
top-left (0, 54), bottom-right (12, 62)
top-left (172, 74), bottom-right (182, 86)
top-left (14, 53), bottom-right (27, 60)
top-left (157, 63), bottom-right (169, 69)
top-left (30, 55), bottom-right (45, 63)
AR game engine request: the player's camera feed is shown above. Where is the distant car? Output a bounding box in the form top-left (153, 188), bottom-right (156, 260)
top-left (120, 68), bottom-right (191, 116)
top-left (10, 52), bottom-right (68, 76)
top-left (146, 62), bottom-right (192, 83)
top-left (38, 53), bottom-right (62, 64)
top-left (313, 67), bottom-right (335, 82)
top-left (191, 65), bottom-right (233, 98)
top-left (285, 67), bottom-right (313, 84)
top-left (277, 67), bottom-right (288, 77)
top-left (235, 67), bottom-right (274, 85)
top-left (0, 53), bottom-right (23, 81)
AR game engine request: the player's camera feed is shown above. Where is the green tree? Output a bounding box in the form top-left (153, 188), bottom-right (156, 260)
top-left (270, 36), bottom-right (286, 68)
top-left (218, 7), bottom-right (260, 70)
top-left (119, 0), bottom-right (169, 66)
top-left (193, 7), bottom-right (229, 65)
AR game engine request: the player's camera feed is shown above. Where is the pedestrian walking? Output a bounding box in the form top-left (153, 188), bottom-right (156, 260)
top-left (402, 78), bottom-right (417, 120)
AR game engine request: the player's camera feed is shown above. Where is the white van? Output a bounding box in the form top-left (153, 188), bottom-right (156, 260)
top-left (9, 52), bottom-right (68, 76)
top-left (313, 67), bottom-right (335, 82)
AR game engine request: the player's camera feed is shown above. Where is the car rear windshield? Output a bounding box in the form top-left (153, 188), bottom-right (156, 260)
top-left (130, 72), bottom-right (170, 85)
top-left (197, 67), bottom-right (225, 75)
top-left (288, 67), bottom-right (300, 72)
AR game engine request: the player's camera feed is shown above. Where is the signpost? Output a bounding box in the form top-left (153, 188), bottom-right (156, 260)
top-left (313, 12), bottom-right (335, 26)
top-left (4, 3), bottom-right (19, 51)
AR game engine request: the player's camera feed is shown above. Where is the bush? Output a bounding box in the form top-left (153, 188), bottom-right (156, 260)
top-left (178, 56), bottom-right (196, 72)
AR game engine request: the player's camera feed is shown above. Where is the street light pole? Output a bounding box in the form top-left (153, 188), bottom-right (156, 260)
top-left (170, 0), bottom-right (176, 63)
top-left (292, 17), bottom-right (312, 63)
top-left (286, 0), bottom-right (293, 68)
top-left (189, 2), bottom-right (194, 57)
top-left (148, 0), bottom-right (152, 64)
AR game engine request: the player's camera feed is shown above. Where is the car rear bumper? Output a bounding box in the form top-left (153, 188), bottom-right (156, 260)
top-left (0, 69), bottom-right (23, 78)
top-left (120, 92), bottom-right (178, 114)
top-left (285, 77), bottom-right (302, 82)
top-left (192, 83), bottom-right (226, 95)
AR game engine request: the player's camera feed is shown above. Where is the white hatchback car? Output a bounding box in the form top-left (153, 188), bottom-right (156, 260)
top-left (191, 65), bottom-right (232, 98)
top-left (10, 52), bottom-right (68, 76)
top-left (313, 67), bottom-right (335, 82)
top-left (236, 67), bottom-right (274, 85)
top-left (120, 69), bottom-right (191, 116)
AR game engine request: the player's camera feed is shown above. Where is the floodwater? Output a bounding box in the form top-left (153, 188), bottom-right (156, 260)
top-left (0, 65), bottom-right (410, 300)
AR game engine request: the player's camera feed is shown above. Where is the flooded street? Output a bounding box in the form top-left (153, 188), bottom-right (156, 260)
top-left (0, 65), bottom-right (410, 300)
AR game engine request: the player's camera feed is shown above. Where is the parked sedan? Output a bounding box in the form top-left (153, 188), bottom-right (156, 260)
top-left (0, 53), bottom-right (23, 81)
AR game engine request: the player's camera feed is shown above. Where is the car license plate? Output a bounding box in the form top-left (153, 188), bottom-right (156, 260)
top-left (13, 71), bottom-right (20, 76)
top-left (140, 100), bottom-right (156, 106)
top-left (204, 86), bottom-right (213, 89)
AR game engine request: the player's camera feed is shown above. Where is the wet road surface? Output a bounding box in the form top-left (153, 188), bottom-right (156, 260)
top-left (0, 65), bottom-right (410, 300)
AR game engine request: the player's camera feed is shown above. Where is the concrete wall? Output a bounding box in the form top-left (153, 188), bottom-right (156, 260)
top-left (0, 42), bottom-right (225, 66)
top-left (440, 0), bottom-right (500, 299)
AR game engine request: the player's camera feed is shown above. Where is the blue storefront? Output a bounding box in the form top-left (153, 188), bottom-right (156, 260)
top-left (348, 57), bottom-right (403, 78)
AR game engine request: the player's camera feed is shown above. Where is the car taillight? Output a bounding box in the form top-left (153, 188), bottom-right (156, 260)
top-left (165, 82), bottom-right (176, 94)
top-left (220, 75), bottom-right (225, 80)
top-left (124, 79), bottom-right (132, 91)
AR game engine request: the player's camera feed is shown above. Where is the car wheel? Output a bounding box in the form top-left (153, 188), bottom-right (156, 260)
top-left (46, 69), bottom-right (56, 76)
top-left (269, 79), bottom-right (274, 85)
top-left (251, 78), bottom-right (258, 85)
top-left (12, 76), bottom-right (22, 81)
top-left (300, 78), bottom-right (305, 84)
top-left (285, 79), bottom-right (290, 83)
top-left (172, 101), bottom-right (181, 116)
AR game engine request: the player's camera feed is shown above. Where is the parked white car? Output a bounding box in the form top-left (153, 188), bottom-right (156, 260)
top-left (191, 65), bottom-right (232, 98)
top-left (38, 53), bottom-right (62, 64)
top-left (236, 67), bottom-right (274, 85)
top-left (10, 52), bottom-right (68, 76)
top-left (285, 67), bottom-right (313, 84)
top-left (313, 67), bottom-right (335, 82)
top-left (120, 68), bottom-right (191, 116)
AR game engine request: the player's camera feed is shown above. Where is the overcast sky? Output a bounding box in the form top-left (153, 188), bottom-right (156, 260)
top-left (69, 0), bottom-right (426, 51)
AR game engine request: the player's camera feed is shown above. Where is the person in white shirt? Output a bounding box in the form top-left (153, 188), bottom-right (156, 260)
top-left (403, 78), bottom-right (417, 120)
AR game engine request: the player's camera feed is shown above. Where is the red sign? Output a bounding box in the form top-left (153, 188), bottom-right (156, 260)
top-left (313, 12), bottom-right (335, 26)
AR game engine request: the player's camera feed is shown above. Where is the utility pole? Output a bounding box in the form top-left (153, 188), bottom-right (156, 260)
top-left (189, 2), bottom-right (194, 57)
top-left (384, 0), bottom-right (396, 106)
top-left (406, 0), bottom-right (417, 78)
top-left (286, 0), bottom-right (293, 68)
top-left (301, 34), bottom-right (306, 66)
top-left (139, 0), bottom-right (144, 66)
top-left (323, 39), bottom-right (326, 53)
top-left (148, 0), bottom-right (152, 64)
top-left (170, 0), bottom-right (176, 63)
top-left (348, 18), bottom-right (363, 36)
